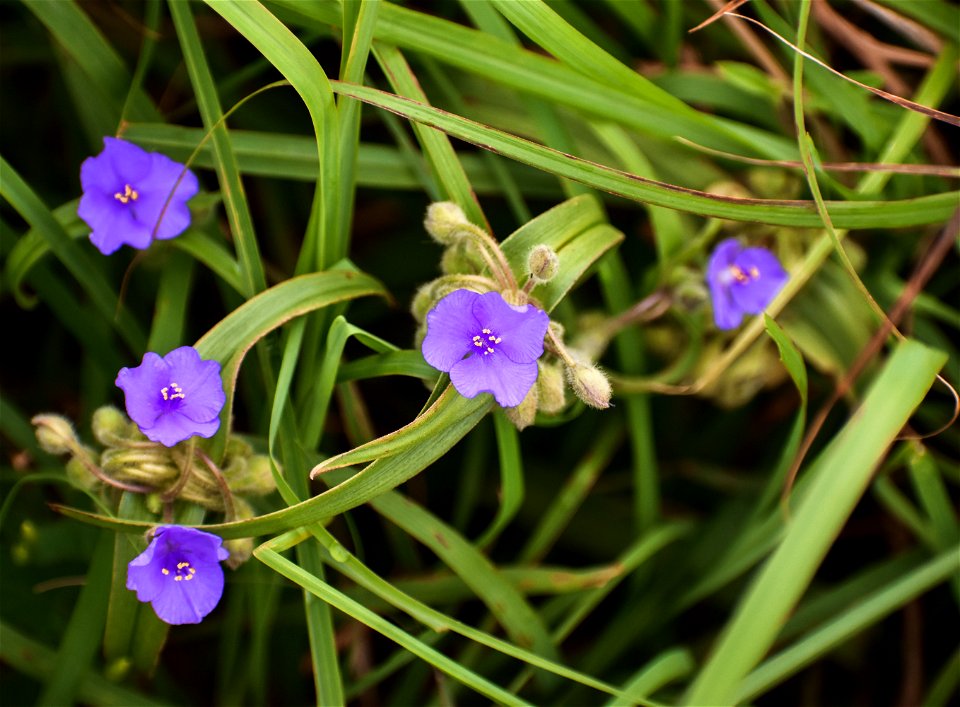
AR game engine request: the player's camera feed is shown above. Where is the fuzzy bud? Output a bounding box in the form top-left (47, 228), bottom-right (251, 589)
top-left (440, 240), bottom-right (486, 275)
top-left (92, 406), bottom-right (135, 447)
top-left (566, 362), bottom-right (612, 409)
top-left (228, 454), bottom-right (277, 496)
top-left (536, 361), bottom-right (567, 414)
top-left (32, 414), bottom-right (79, 456)
top-left (424, 201), bottom-right (470, 245)
top-left (66, 449), bottom-right (101, 490)
top-left (504, 384), bottom-right (538, 431)
top-left (500, 289), bottom-right (529, 307)
top-left (527, 245), bottom-right (559, 284)
top-left (570, 312), bottom-right (613, 363)
top-left (224, 498), bottom-right (255, 569)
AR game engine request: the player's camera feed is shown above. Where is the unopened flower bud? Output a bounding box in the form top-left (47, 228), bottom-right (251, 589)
top-left (424, 201), bottom-right (469, 245)
top-left (566, 362), bottom-right (612, 409)
top-left (504, 385), bottom-right (538, 431)
top-left (66, 449), bottom-right (101, 490)
top-left (105, 658), bottom-right (132, 683)
top-left (441, 240), bottom-right (486, 275)
top-left (32, 414), bottom-right (79, 455)
top-left (20, 520), bottom-right (38, 544)
top-left (229, 454), bottom-right (277, 496)
top-left (527, 245), bottom-right (559, 284)
top-left (706, 180), bottom-right (752, 200)
top-left (225, 498), bottom-right (255, 569)
top-left (145, 493), bottom-right (164, 515)
top-left (500, 289), bottom-right (530, 307)
top-left (92, 406), bottom-right (134, 446)
top-left (536, 361), bottom-right (566, 414)
top-left (571, 312), bottom-right (613, 363)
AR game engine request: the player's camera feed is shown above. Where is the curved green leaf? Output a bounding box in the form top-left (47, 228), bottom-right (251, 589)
top-left (326, 82), bottom-right (958, 229)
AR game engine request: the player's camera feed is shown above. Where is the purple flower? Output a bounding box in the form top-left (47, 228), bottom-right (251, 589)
top-left (422, 290), bottom-right (550, 407)
top-left (707, 238), bottom-right (789, 330)
top-left (115, 346), bottom-right (225, 447)
top-left (127, 526), bottom-right (229, 625)
top-left (78, 137), bottom-right (199, 255)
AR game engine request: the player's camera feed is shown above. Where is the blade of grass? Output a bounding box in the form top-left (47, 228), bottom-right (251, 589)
top-left (169, 0), bottom-right (266, 297)
top-left (325, 82), bottom-right (959, 229)
top-left (0, 622), bottom-right (165, 707)
top-left (202, 0), bottom-right (342, 269)
top-left (373, 42), bottom-right (488, 229)
top-left (685, 338), bottom-right (947, 705)
top-left (27, 0), bottom-right (160, 125)
top-left (475, 410), bottom-right (524, 550)
top-left (37, 530), bottom-right (113, 706)
top-left (0, 155), bottom-right (146, 353)
top-left (736, 546), bottom-right (960, 702)
top-left (274, 0), bottom-right (797, 159)
top-left (256, 537), bottom-right (533, 707)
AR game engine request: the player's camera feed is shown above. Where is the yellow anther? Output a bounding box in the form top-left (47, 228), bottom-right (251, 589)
top-left (177, 561), bottom-right (189, 569)
top-left (162, 568), bottom-right (170, 575)
top-left (184, 574), bottom-right (193, 581)
top-left (161, 382), bottom-right (186, 402)
top-left (749, 266), bottom-right (760, 278)
top-left (175, 575), bottom-right (183, 581)
top-left (113, 184), bottom-right (139, 204)
top-left (482, 328), bottom-right (492, 334)
top-left (729, 265), bottom-right (751, 283)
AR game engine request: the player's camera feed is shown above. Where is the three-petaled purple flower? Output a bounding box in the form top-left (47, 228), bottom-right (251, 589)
top-left (127, 526), bottom-right (229, 625)
top-left (115, 346), bottom-right (225, 447)
top-left (707, 238), bottom-right (789, 330)
top-left (78, 137), bottom-right (199, 255)
top-left (422, 290), bottom-right (550, 407)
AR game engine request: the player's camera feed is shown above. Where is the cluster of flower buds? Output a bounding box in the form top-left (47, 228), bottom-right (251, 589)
top-left (415, 202), bottom-right (614, 428)
top-left (32, 407), bottom-right (275, 552)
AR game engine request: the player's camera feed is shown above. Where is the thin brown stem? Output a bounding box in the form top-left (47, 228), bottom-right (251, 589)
top-left (196, 448), bottom-right (237, 521)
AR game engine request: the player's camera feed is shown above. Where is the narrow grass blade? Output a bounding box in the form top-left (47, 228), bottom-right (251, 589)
top-left (685, 339), bottom-right (947, 705)
top-left (736, 546), bottom-right (960, 702)
top-left (255, 543), bottom-right (532, 707)
top-left (326, 82), bottom-right (959, 229)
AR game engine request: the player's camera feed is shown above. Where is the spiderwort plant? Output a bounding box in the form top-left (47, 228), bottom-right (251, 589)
top-left (127, 525), bottom-right (229, 625)
top-left (115, 346), bottom-right (225, 447)
top-left (422, 289), bottom-right (550, 408)
top-left (78, 137), bottom-right (198, 255)
top-left (707, 238), bottom-right (789, 330)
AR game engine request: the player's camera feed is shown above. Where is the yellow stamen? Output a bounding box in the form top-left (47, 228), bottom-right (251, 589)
top-left (161, 382), bottom-right (185, 401)
top-left (162, 568), bottom-right (169, 575)
top-left (113, 184), bottom-right (139, 204)
top-left (729, 265), bottom-right (751, 283)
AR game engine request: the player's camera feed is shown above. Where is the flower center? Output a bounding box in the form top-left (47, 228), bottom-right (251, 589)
top-left (160, 381), bottom-right (185, 403)
top-left (728, 264), bottom-right (760, 284)
top-left (472, 327), bottom-right (502, 356)
top-left (114, 184), bottom-right (139, 204)
top-left (161, 560), bottom-right (197, 582)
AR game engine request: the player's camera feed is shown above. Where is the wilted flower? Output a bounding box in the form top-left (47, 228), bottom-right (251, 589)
top-left (706, 238), bottom-right (788, 330)
top-left (78, 137), bottom-right (198, 255)
top-left (422, 289), bottom-right (550, 408)
top-left (115, 346), bottom-right (225, 447)
top-left (127, 526), bottom-right (229, 625)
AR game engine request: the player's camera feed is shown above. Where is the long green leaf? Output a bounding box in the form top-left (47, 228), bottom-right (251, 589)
top-left (170, 0), bottom-right (266, 296)
top-left (55, 388), bottom-right (490, 539)
top-left (325, 82), bottom-right (958, 229)
top-left (685, 338), bottom-right (947, 705)
top-left (0, 155), bottom-right (146, 353)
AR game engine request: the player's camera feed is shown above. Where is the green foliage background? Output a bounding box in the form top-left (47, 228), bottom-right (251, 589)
top-left (1, 1), bottom-right (957, 705)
